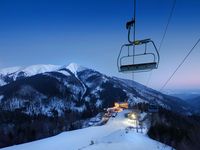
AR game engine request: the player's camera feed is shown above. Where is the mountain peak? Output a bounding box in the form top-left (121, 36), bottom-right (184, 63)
top-left (66, 63), bottom-right (86, 74)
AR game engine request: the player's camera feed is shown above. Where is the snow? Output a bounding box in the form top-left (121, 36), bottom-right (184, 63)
top-left (16, 64), bottom-right (60, 77)
top-left (0, 79), bottom-right (6, 86)
top-left (0, 65), bottom-right (60, 77)
top-left (2, 110), bottom-right (172, 150)
top-left (96, 99), bottom-right (102, 107)
top-left (0, 64), bottom-right (60, 81)
top-left (66, 62), bottom-right (86, 75)
top-left (85, 131), bottom-right (169, 150)
top-left (57, 70), bottom-right (71, 76)
top-left (0, 63), bottom-right (87, 86)
top-left (0, 63), bottom-right (87, 78)
top-left (64, 63), bottom-right (88, 100)
top-left (3, 98), bottom-right (24, 110)
top-left (0, 66), bottom-right (22, 75)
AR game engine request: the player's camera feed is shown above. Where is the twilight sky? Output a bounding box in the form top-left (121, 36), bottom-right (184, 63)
top-left (0, 0), bottom-right (199, 90)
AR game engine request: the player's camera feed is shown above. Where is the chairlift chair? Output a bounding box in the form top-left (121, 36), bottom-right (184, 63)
top-left (117, 39), bottom-right (160, 73)
top-left (117, 0), bottom-right (160, 73)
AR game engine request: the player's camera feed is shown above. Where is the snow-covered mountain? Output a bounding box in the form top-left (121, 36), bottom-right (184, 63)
top-left (0, 64), bottom-right (61, 86)
top-left (0, 63), bottom-right (193, 148)
top-left (0, 63), bottom-right (85, 79)
top-left (0, 63), bottom-right (192, 116)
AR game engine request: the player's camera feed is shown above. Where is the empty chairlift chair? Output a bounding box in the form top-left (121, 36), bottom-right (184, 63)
top-left (117, 39), bottom-right (160, 73)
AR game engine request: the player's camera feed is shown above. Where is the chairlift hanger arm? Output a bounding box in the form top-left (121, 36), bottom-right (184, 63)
top-left (126, 19), bottom-right (135, 30)
top-left (127, 20), bottom-right (135, 43)
top-left (127, 0), bottom-right (136, 44)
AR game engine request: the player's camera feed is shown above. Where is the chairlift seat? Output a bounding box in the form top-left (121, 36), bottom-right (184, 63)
top-left (120, 62), bottom-right (157, 72)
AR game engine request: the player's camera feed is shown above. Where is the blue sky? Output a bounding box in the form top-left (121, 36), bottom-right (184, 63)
top-left (0, 0), bottom-right (199, 90)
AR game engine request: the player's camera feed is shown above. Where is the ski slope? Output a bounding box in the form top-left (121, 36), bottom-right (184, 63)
top-left (2, 110), bottom-right (172, 150)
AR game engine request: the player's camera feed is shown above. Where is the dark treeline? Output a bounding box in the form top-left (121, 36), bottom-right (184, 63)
top-left (0, 108), bottom-right (98, 148)
top-left (147, 108), bottom-right (200, 150)
top-left (129, 102), bottom-right (200, 150)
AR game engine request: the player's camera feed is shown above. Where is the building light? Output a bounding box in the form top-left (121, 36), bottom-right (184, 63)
top-left (128, 112), bottom-right (137, 120)
top-left (131, 113), bottom-right (136, 120)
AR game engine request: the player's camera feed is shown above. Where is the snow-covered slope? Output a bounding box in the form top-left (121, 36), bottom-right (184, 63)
top-left (66, 62), bottom-right (86, 76)
top-left (0, 64), bottom-right (59, 86)
top-left (0, 65), bottom-right (59, 76)
top-left (0, 63), bottom-right (85, 77)
top-left (0, 63), bottom-right (85, 86)
top-left (2, 110), bottom-right (172, 150)
top-left (0, 66), bottom-right (22, 75)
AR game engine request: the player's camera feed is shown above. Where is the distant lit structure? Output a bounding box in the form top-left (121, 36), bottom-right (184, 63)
top-left (114, 102), bottom-right (128, 109)
top-left (127, 111), bottom-right (139, 132)
top-left (128, 112), bottom-right (137, 120)
top-left (107, 102), bottom-right (128, 113)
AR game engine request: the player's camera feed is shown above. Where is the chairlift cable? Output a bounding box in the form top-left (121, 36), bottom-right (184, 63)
top-left (132, 0), bottom-right (136, 81)
top-left (160, 38), bottom-right (200, 91)
top-left (158, 0), bottom-right (177, 52)
top-left (146, 0), bottom-right (177, 87)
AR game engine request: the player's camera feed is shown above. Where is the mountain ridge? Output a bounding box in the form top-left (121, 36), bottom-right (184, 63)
top-left (0, 62), bottom-right (193, 115)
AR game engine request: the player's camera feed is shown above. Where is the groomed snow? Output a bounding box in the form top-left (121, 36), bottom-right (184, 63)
top-left (2, 110), bottom-right (172, 150)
